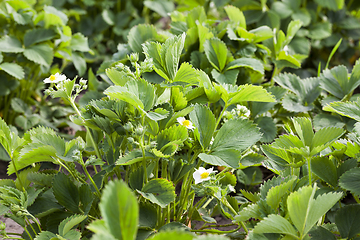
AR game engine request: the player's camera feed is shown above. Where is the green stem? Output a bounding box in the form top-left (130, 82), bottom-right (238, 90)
top-left (81, 162), bottom-right (101, 198)
top-left (215, 103), bottom-right (228, 129)
top-left (307, 157), bottom-right (312, 186)
top-left (70, 99), bottom-right (102, 162)
top-left (191, 225), bottom-right (242, 234)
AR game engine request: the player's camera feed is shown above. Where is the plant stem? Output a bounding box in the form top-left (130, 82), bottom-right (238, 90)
top-left (191, 225), bottom-right (242, 234)
top-left (70, 99), bottom-right (102, 162)
top-left (307, 157), bottom-right (312, 186)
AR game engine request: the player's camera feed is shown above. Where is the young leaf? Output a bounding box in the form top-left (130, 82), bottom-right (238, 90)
top-left (58, 214), bottom-right (87, 236)
top-left (137, 178), bottom-right (176, 208)
top-left (292, 117), bottom-right (314, 147)
top-left (229, 84), bottom-right (275, 105)
top-left (335, 204), bottom-right (360, 239)
top-left (204, 38), bottom-right (232, 72)
top-left (147, 231), bottom-right (194, 240)
top-left (99, 180), bottom-right (138, 240)
top-left (172, 62), bottom-right (199, 85)
top-left (266, 176), bottom-right (297, 210)
top-left (224, 5), bottom-right (246, 29)
top-left (189, 104), bottom-right (216, 150)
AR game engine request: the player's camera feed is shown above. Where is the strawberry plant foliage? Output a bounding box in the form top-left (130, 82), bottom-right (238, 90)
top-left (2, 1), bottom-right (360, 240)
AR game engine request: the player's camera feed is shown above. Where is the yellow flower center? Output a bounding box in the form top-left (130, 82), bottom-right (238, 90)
top-left (49, 75), bottom-right (56, 81)
top-left (183, 120), bottom-right (191, 127)
top-left (200, 172), bottom-right (209, 179)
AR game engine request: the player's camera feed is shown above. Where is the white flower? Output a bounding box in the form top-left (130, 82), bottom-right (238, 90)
top-left (193, 167), bottom-right (216, 184)
top-left (44, 73), bottom-right (66, 83)
top-left (177, 117), bottom-right (195, 130)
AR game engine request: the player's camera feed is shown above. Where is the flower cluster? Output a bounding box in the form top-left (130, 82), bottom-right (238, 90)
top-left (223, 104), bottom-right (250, 122)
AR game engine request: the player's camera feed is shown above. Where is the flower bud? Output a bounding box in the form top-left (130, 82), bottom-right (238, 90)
top-left (124, 122), bottom-right (134, 132)
top-left (129, 53), bottom-right (139, 63)
top-left (134, 126), bottom-right (145, 136)
top-left (0, 221), bottom-right (6, 230)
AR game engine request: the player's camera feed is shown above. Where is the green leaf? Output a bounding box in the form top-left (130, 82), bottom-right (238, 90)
top-left (199, 149), bottom-right (241, 168)
top-left (7, 145), bottom-right (56, 174)
top-left (99, 180), bottom-right (138, 240)
top-left (105, 68), bottom-right (134, 86)
top-left (266, 176), bottom-right (297, 210)
top-left (253, 214), bottom-right (298, 237)
top-left (229, 84), bottom-right (275, 105)
top-left (128, 24), bottom-right (159, 54)
top-left (33, 231), bottom-right (57, 239)
top-left (335, 204), bottom-right (360, 239)
top-left (24, 29), bottom-right (57, 47)
top-left (70, 33), bottom-right (90, 52)
top-left (211, 69), bottom-right (239, 85)
top-left (348, 59), bottom-right (360, 93)
top-left (139, 202), bottom-right (158, 228)
top-left (116, 149), bottom-right (155, 165)
top-left (102, 9), bottom-right (114, 25)
top-left (323, 100), bottom-right (360, 122)
top-left (189, 104), bottom-right (216, 150)
top-left (310, 127), bottom-right (344, 155)
top-left (255, 116), bottom-right (277, 143)
top-left (224, 5), bottom-right (246, 29)
top-left (0, 63), bottom-right (24, 79)
top-left (225, 58), bottom-right (264, 75)
top-left (292, 117), bottom-right (314, 147)
top-left (234, 203), bottom-right (260, 222)
top-left (137, 178), bottom-right (176, 208)
top-left (143, 0), bottom-right (175, 18)
top-left (72, 52), bottom-right (86, 76)
top-left (311, 156), bottom-right (338, 187)
top-left (148, 231), bottom-right (194, 240)
top-left (287, 185), bottom-right (342, 237)
top-left (105, 78), bottom-right (156, 111)
top-left (0, 35), bottom-right (23, 53)
top-left (23, 44), bottom-right (53, 67)
top-left (319, 65), bottom-right (351, 99)
top-left (173, 62), bottom-right (199, 85)
top-left (170, 87), bottom-right (187, 111)
top-left (339, 168), bottom-right (360, 196)
top-left (308, 226), bottom-right (337, 240)
top-left (314, 0), bottom-right (344, 10)
top-left (204, 38), bottom-right (232, 72)
top-left (308, 22), bottom-right (332, 40)
top-left (58, 214), bottom-right (87, 236)
top-left (52, 173), bottom-right (80, 213)
top-left (211, 119), bottom-right (262, 152)
top-left (44, 5), bottom-right (68, 25)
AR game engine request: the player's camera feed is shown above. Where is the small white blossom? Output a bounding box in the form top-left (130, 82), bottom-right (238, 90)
top-left (177, 117), bottom-right (195, 130)
top-left (43, 73), bottom-right (66, 83)
top-left (193, 167), bottom-right (216, 184)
